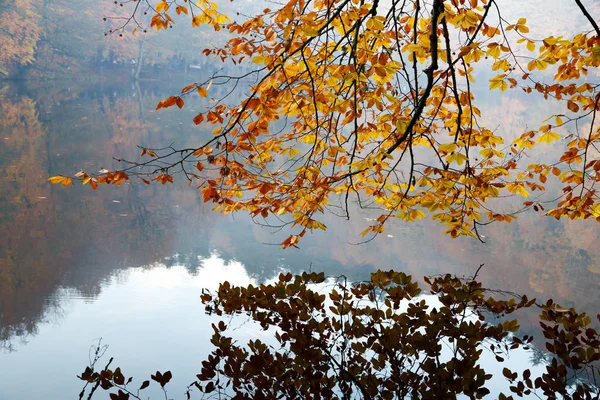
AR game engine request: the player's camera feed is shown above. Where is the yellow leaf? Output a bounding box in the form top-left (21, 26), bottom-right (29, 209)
top-left (156, 1), bottom-right (168, 13)
top-left (404, 44), bottom-right (422, 53)
top-left (192, 15), bottom-right (203, 27)
top-left (288, 147), bottom-right (301, 158)
top-left (439, 143), bottom-right (456, 153)
top-left (48, 176), bottom-right (65, 184)
top-left (302, 27), bottom-right (319, 37)
top-left (215, 14), bottom-right (231, 24)
top-left (197, 86), bottom-right (208, 97)
top-left (538, 131), bottom-right (560, 144)
top-left (480, 148), bottom-right (494, 159)
top-left (446, 152), bottom-right (468, 166)
top-left (527, 59), bottom-right (548, 71)
top-left (591, 204), bottom-right (600, 218)
top-left (366, 17), bottom-right (385, 31)
top-left (507, 183), bottom-right (529, 197)
top-left (410, 209), bottom-right (426, 220)
top-left (489, 75), bottom-right (508, 91)
top-left (49, 176), bottom-right (73, 186)
top-left (486, 44), bottom-right (501, 59)
top-left (252, 55), bottom-right (266, 64)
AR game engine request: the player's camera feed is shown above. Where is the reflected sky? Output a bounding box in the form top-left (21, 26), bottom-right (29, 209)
top-left (0, 256), bottom-right (267, 399)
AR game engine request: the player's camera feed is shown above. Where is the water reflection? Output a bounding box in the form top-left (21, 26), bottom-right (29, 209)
top-left (0, 75), bottom-right (599, 396)
top-left (0, 256), bottom-right (269, 399)
top-left (0, 256), bottom-right (566, 399)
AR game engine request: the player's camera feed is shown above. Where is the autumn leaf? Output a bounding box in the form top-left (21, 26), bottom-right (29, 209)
top-left (48, 176), bottom-right (73, 186)
top-left (51, 0), bottom-right (600, 244)
top-left (527, 59), bottom-right (548, 71)
top-left (526, 40), bottom-right (535, 52)
top-left (567, 100), bottom-right (579, 113)
top-left (193, 113), bottom-right (204, 125)
top-left (156, 96), bottom-right (178, 109)
top-left (197, 86), bottom-right (208, 97)
top-left (489, 75), bottom-right (508, 91)
top-left (538, 132), bottom-right (560, 144)
top-left (191, 16), bottom-right (202, 27)
top-left (182, 83), bottom-right (196, 93)
top-left (175, 5), bottom-right (188, 15)
top-left (155, 1), bottom-right (168, 13)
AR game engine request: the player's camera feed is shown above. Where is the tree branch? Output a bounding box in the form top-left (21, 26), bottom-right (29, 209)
top-left (385, 0), bottom-right (444, 155)
top-left (573, 0), bottom-right (600, 37)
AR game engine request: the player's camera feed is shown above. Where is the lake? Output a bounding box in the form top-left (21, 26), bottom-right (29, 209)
top-left (0, 67), bottom-right (599, 398)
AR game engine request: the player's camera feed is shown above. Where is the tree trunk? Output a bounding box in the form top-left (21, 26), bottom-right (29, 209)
top-left (135, 40), bottom-right (144, 81)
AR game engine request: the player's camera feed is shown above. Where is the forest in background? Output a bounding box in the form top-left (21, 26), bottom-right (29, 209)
top-left (0, 0), bottom-right (257, 81)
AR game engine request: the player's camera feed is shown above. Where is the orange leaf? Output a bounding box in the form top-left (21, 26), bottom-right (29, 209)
top-left (182, 83), bottom-right (197, 93)
top-left (567, 100), bottom-right (579, 113)
top-left (552, 167), bottom-right (561, 176)
top-left (158, 96), bottom-right (177, 109)
top-left (193, 113), bottom-right (204, 125)
top-left (202, 187), bottom-right (219, 202)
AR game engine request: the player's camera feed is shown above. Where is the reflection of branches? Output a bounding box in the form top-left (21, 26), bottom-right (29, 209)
top-left (529, 346), bottom-right (552, 367)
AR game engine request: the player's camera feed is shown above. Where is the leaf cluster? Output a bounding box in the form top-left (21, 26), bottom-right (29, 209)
top-left (78, 270), bottom-right (600, 399)
top-left (52, 0), bottom-right (600, 248)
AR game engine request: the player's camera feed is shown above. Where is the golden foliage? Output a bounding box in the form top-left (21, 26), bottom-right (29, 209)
top-left (0, 0), bottom-right (43, 76)
top-left (55, 0), bottom-right (600, 247)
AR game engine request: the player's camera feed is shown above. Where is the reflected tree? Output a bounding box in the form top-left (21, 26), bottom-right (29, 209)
top-left (77, 269), bottom-right (600, 399)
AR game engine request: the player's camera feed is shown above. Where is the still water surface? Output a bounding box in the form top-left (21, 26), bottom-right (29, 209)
top-left (0, 74), bottom-right (599, 398)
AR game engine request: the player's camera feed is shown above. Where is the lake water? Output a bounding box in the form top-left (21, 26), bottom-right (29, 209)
top-left (0, 69), bottom-right (599, 398)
